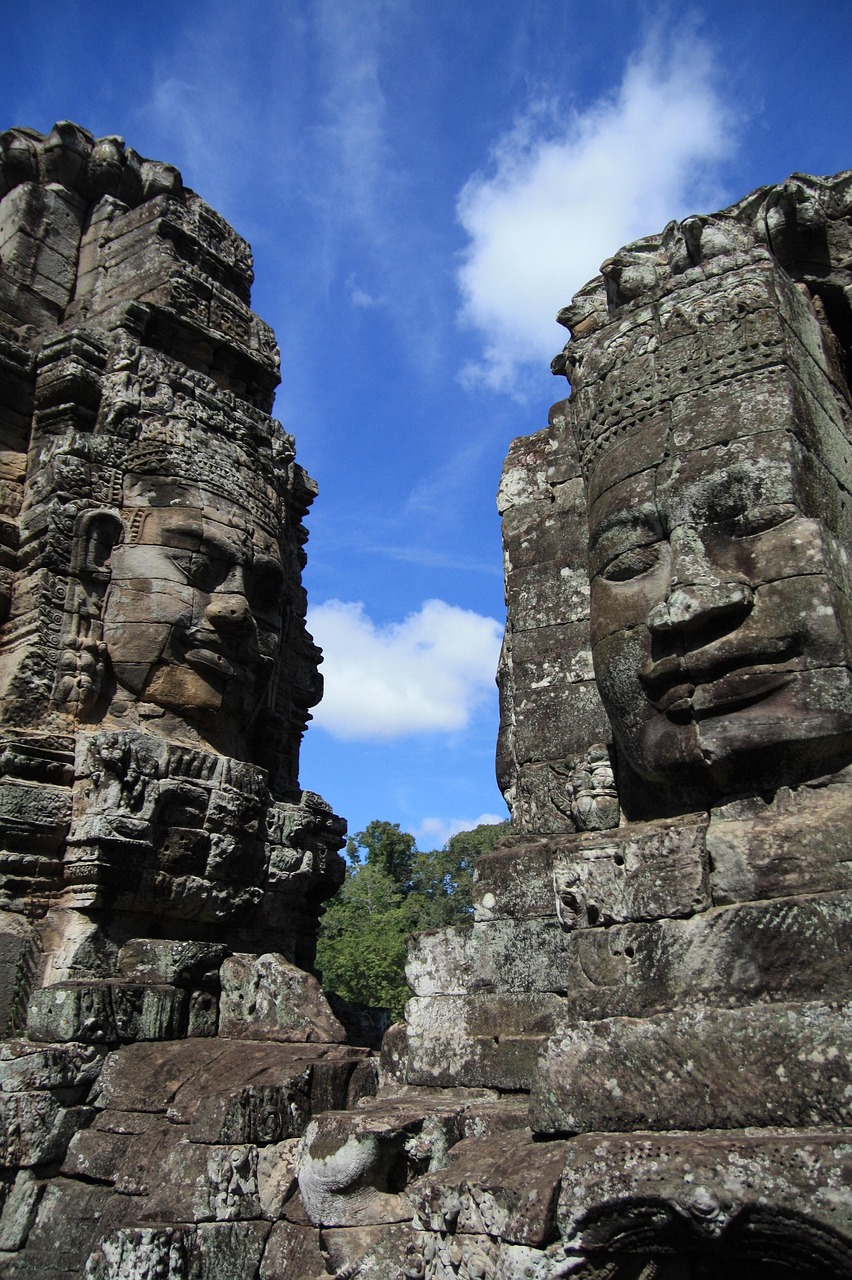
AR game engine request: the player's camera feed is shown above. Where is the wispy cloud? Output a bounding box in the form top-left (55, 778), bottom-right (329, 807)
top-left (415, 813), bottom-right (505, 849)
top-left (308, 598), bottom-right (502, 741)
top-left (365, 543), bottom-right (502, 575)
top-left (312, 0), bottom-right (392, 238)
top-left (139, 1), bottom-right (307, 228)
top-left (349, 280), bottom-right (384, 309)
top-left (456, 34), bottom-right (740, 394)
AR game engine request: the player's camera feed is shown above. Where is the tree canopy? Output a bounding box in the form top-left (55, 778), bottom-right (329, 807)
top-left (346, 819), bottom-right (417, 888)
top-left (315, 819), bottom-right (509, 1020)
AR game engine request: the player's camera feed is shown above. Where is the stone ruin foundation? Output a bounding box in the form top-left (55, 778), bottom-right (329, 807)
top-left (0, 123), bottom-right (849, 1279)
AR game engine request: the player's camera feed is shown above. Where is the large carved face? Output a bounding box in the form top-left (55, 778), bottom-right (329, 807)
top-left (101, 478), bottom-right (285, 739)
top-left (588, 429), bottom-right (852, 798)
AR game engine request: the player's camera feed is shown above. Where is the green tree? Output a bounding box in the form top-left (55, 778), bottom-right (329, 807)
top-left (347, 819), bottom-right (417, 889)
top-left (316, 819), bottom-right (510, 1019)
top-left (410, 820), bottom-right (510, 927)
top-left (315, 861), bottom-right (417, 1019)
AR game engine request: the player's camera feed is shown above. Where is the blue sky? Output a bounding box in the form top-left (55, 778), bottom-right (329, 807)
top-left (5, 0), bottom-right (852, 847)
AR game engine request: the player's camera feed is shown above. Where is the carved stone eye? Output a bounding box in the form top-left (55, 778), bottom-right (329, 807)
top-left (732, 503), bottom-right (798, 537)
top-left (599, 543), bottom-right (662, 582)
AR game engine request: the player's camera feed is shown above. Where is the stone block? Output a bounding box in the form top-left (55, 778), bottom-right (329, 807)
top-left (532, 1000), bottom-right (852, 1134)
top-left (505, 562), bottom-right (589, 634)
top-left (409, 1130), bottom-right (567, 1246)
top-left (499, 766), bottom-right (578, 836)
top-left (218, 952), bottom-right (346, 1043)
top-left (317, 1223), bottom-right (416, 1279)
top-left (109, 1120), bottom-right (188, 1198)
top-left (10, 1178), bottom-right (112, 1277)
top-left (91, 1041), bottom-right (222, 1113)
top-left (115, 938), bottom-right (226, 985)
top-left (407, 893), bottom-right (851, 1019)
top-left (708, 783), bottom-right (852, 903)
top-left (0, 1090), bottom-right (94, 1166)
top-left (26, 981), bottom-right (187, 1043)
top-left (93, 1039), bottom-right (363, 1117)
top-left (405, 992), bottom-right (566, 1043)
top-left (0, 779), bottom-right (70, 851)
top-left (83, 1226), bottom-right (192, 1280)
top-left (496, 430), bottom-right (553, 514)
top-left (0, 1170), bottom-right (42, 1251)
top-left (0, 921), bottom-right (39, 1037)
top-left (187, 1076), bottom-right (313, 1145)
top-left (510, 678), bottom-right (609, 767)
top-left (139, 1139), bottom-right (262, 1223)
top-left (0, 1040), bottom-right (106, 1095)
top-left (61, 1127), bottom-right (135, 1184)
top-left (191, 1222), bottom-right (270, 1280)
top-left (256, 1138), bottom-right (299, 1218)
top-left (474, 817), bottom-right (710, 924)
top-left (402, 1024), bottom-right (547, 1092)
top-left (557, 1129), bottom-right (852, 1256)
top-left (510, 619), bottom-right (595, 686)
top-left (259, 1219), bottom-right (325, 1279)
top-left (501, 481), bottom-right (588, 573)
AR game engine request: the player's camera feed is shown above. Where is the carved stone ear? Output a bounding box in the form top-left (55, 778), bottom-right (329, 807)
top-left (53, 508), bottom-right (123, 717)
top-left (70, 508), bottom-right (123, 581)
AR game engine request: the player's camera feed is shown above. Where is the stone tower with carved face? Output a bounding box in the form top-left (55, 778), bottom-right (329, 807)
top-left (374, 172), bottom-right (852, 1278)
top-left (0, 123), bottom-right (347, 1038)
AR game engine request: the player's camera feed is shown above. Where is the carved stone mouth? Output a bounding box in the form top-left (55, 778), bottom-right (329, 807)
top-left (641, 646), bottom-right (799, 719)
top-left (181, 630), bottom-right (244, 679)
top-left (691, 668), bottom-right (793, 715)
top-left (185, 646), bottom-right (236, 678)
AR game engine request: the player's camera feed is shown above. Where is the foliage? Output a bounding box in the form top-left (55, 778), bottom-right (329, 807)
top-left (316, 818), bottom-right (510, 1020)
top-left (346, 819), bottom-right (417, 889)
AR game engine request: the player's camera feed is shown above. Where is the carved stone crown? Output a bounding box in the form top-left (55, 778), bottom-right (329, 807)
top-left (553, 170), bottom-right (852, 477)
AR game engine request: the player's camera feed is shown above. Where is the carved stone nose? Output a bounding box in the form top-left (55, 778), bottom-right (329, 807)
top-left (206, 591), bottom-right (253, 631)
top-left (649, 579), bottom-right (753, 634)
top-left (649, 529), bottom-right (753, 635)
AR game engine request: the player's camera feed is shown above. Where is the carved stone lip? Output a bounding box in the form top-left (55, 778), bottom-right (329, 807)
top-left (668, 668), bottom-right (793, 718)
top-left (184, 646), bottom-right (236, 678)
top-left (640, 643), bottom-right (799, 718)
top-left (180, 629), bottom-right (248, 680)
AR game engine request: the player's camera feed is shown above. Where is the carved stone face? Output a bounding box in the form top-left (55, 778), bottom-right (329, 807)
top-left (588, 429), bottom-right (852, 798)
top-left (102, 479), bottom-right (285, 739)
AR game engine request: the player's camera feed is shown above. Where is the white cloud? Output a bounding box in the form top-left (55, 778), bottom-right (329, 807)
top-left (416, 813), bottom-right (506, 849)
top-left (347, 273), bottom-right (384, 309)
top-left (308, 599), bottom-right (503, 741)
top-left (456, 35), bottom-right (739, 393)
